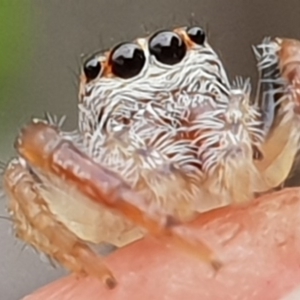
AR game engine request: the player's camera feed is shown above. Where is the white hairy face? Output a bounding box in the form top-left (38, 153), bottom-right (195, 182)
top-left (78, 26), bottom-right (265, 214)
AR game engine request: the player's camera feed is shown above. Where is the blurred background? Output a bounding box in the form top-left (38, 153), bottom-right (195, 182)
top-left (1, 1), bottom-right (300, 299)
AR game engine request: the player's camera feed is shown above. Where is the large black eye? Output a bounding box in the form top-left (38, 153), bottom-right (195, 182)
top-left (110, 43), bottom-right (145, 79)
top-left (149, 31), bottom-right (186, 65)
top-left (186, 26), bottom-right (206, 45)
top-left (83, 57), bottom-right (101, 81)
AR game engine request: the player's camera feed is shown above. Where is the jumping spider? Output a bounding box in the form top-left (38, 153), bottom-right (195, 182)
top-left (3, 25), bottom-right (300, 289)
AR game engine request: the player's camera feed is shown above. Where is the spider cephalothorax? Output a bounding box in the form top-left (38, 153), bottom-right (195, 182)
top-left (3, 26), bottom-right (300, 289)
top-left (79, 26), bottom-right (269, 217)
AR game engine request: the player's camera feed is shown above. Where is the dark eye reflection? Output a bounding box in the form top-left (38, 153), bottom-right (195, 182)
top-left (149, 31), bottom-right (186, 65)
top-left (83, 57), bottom-right (101, 81)
top-left (186, 26), bottom-right (206, 45)
top-left (109, 43), bottom-right (146, 79)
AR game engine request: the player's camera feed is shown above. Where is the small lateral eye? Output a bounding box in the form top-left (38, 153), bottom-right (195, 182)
top-left (109, 43), bottom-right (146, 79)
top-left (83, 57), bottom-right (101, 81)
top-left (186, 26), bottom-right (206, 45)
top-left (149, 31), bottom-right (186, 65)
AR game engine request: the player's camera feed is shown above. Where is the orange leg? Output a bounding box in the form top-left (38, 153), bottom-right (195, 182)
top-left (4, 159), bottom-right (117, 288)
top-left (252, 38), bottom-right (300, 189)
top-left (277, 38), bottom-right (300, 108)
top-left (5, 120), bottom-right (221, 287)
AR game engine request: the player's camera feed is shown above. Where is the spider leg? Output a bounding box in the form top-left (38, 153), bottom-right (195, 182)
top-left (14, 120), bottom-right (221, 274)
top-left (3, 158), bottom-right (117, 289)
top-left (253, 38), bottom-right (300, 189)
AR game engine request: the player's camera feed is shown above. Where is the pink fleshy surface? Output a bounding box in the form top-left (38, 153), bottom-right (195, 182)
top-left (24, 188), bottom-right (300, 300)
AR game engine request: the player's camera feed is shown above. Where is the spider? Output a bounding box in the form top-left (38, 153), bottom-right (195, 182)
top-left (2, 25), bottom-right (300, 289)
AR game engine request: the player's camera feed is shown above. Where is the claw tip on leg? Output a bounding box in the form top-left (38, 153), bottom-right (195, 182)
top-left (211, 258), bottom-right (223, 272)
top-left (105, 276), bottom-right (118, 289)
